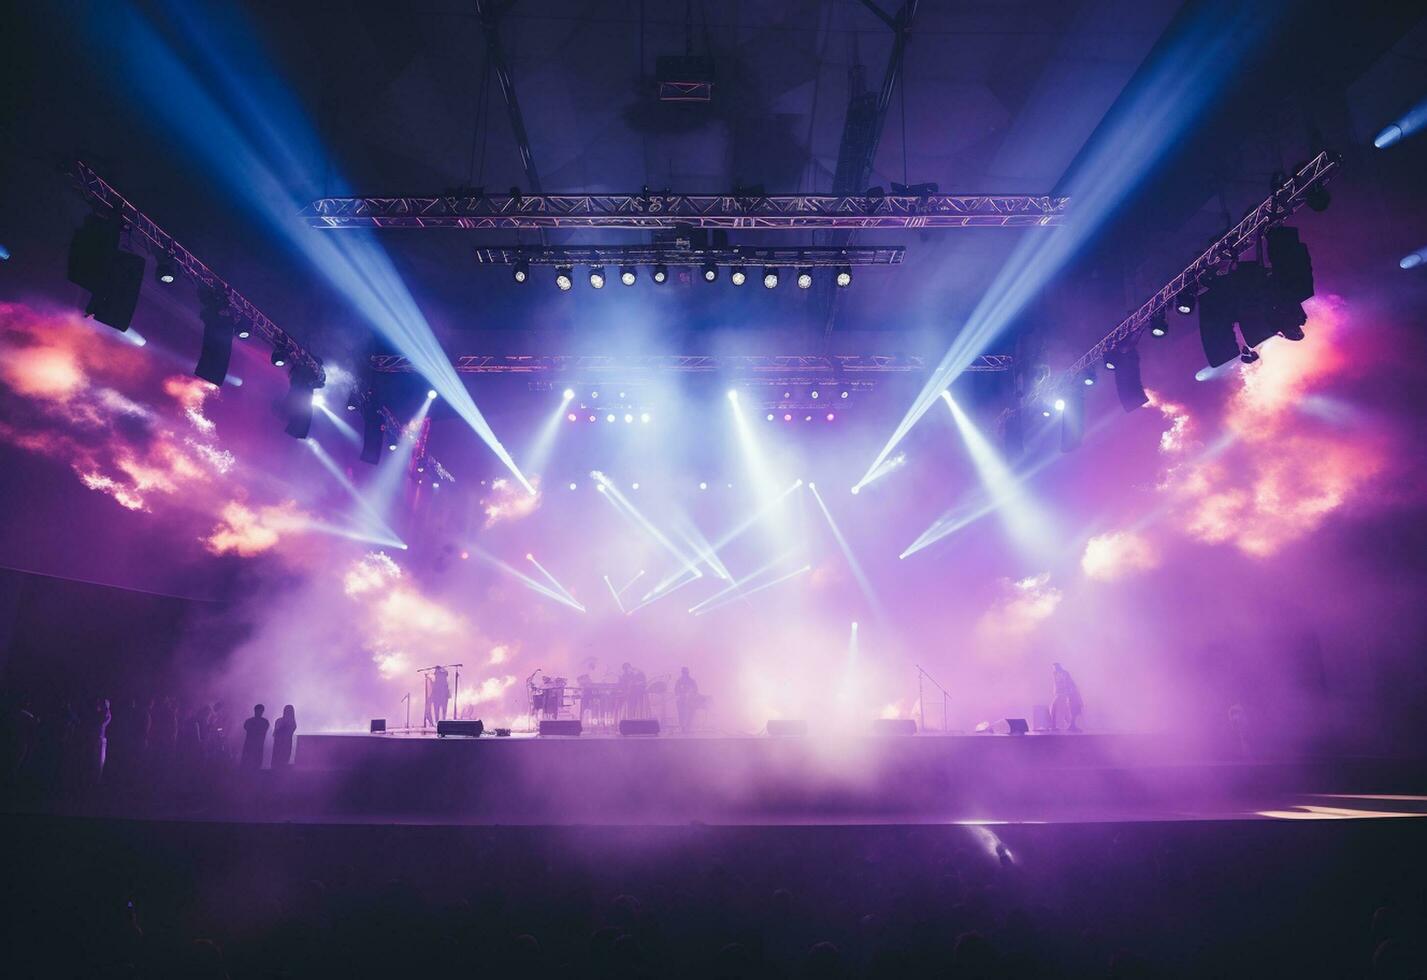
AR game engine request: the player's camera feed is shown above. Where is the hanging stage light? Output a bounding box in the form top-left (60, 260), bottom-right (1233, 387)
top-left (1103, 351), bottom-right (1118, 371)
top-left (589, 266), bottom-right (606, 289)
top-left (620, 266), bottom-right (637, 286)
top-left (1080, 368), bottom-right (1096, 387)
top-left (346, 388), bottom-right (360, 412)
top-left (652, 264), bottom-right (669, 284)
top-left (555, 267), bottom-right (574, 291)
top-left (730, 268), bottom-right (747, 286)
top-left (702, 262), bottom-right (719, 283)
top-left (235, 323), bottom-right (251, 340)
top-left (1175, 286), bottom-right (1196, 315)
top-left (796, 268), bottom-right (813, 289)
top-left (1149, 310), bottom-right (1168, 337)
top-left (271, 345), bottom-right (289, 368)
top-left (155, 258), bottom-right (177, 285)
top-left (835, 265), bottom-right (852, 287)
top-left (763, 267), bottom-right (780, 289)
top-left (513, 258), bottom-right (529, 283)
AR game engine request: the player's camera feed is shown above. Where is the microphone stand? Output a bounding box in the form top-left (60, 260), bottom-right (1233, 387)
top-left (915, 665), bottom-right (954, 733)
top-left (400, 693), bottom-right (410, 731)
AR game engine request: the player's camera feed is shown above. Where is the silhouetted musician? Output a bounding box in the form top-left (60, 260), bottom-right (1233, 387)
top-left (674, 667), bottom-right (699, 733)
top-left (619, 662), bottom-right (648, 720)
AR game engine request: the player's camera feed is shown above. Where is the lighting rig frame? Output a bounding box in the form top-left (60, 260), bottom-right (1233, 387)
top-left (70, 160), bottom-right (326, 385)
top-left (302, 192), bottom-right (1067, 230)
top-left (370, 353), bottom-right (1012, 377)
top-left (1029, 149), bottom-right (1340, 407)
top-left (476, 244), bottom-right (903, 270)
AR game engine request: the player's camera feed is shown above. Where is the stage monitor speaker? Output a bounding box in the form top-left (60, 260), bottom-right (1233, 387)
top-left (437, 719), bottom-right (484, 738)
top-left (369, 718), bottom-right (386, 733)
top-left (538, 719), bottom-right (582, 737)
top-left (872, 718), bottom-right (917, 736)
top-left (618, 719), bottom-right (660, 736)
top-left (767, 720), bottom-right (808, 737)
top-left (1032, 705), bottom-right (1052, 732)
top-left (992, 717), bottom-right (1030, 735)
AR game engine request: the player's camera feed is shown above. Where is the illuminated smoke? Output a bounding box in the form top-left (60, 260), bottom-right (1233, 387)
top-left (482, 476), bottom-right (543, 528)
top-left (1081, 530), bottom-right (1160, 581)
top-left (205, 500), bottom-right (307, 556)
top-left (975, 573), bottom-right (1062, 644)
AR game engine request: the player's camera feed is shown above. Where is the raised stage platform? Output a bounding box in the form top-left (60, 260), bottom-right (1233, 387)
top-left (290, 730), bottom-right (1424, 825)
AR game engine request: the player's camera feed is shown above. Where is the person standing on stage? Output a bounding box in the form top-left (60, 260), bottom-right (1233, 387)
top-left (240, 704), bottom-right (269, 770)
top-left (619, 662), bottom-right (648, 720)
top-left (271, 705), bottom-right (296, 768)
top-left (674, 667), bottom-right (699, 733)
top-left (431, 666), bottom-right (451, 723)
top-left (1050, 663), bottom-right (1084, 733)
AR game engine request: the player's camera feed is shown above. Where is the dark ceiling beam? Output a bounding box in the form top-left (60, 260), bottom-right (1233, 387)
top-left (820, 0), bottom-right (920, 349)
top-left (474, 0), bottom-right (541, 194)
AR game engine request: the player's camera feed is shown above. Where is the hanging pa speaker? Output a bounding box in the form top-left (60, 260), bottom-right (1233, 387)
top-left (194, 305), bottom-right (234, 386)
top-left (1112, 348), bottom-right (1149, 413)
top-left (85, 249), bottom-right (146, 332)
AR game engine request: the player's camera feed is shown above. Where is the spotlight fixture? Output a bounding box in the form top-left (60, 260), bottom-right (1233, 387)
top-left (766, 413), bottom-right (774, 421)
top-left (699, 482), bottom-right (708, 490)
top-left (702, 262), bottom-right (718, 283)
top-left (589, 266), bottom-right (606, 289)
top-left (388, 442), bottom-right (398, 452)
top-left (631, 483), bottom-right (640, 490)
top-left (1175, 287), bottom-right (1196, 315)
top-left (840, 390), bottom-right (849, 399)
top-left (826, 413), bottom-right (835, 421)
top-left (1103, 353), bottom-right (1118, 371)
top-left (810, 389), bottom-right (819, 399)
top-left (569, 483), bottom-right (577, 491)
top-left (426, 389), bottom-right (438, 400)
top-left (652, 264), bottom-right (669, 284)
top-left (235, 324), bottom-right (251, 340)
top-left (624, 413), bottom-right (633, 423)
top-left (726, 389), bottom-right (738, 401)
top-left (763, 267), bottom-right (779, 289)
top-left (606, 413), bottom-right (616, 423)
top-left (640, 412), bottom-right (651, 423)
top-left (620, 266), bottom-right (637, 286)
top-left (271, 346), bottom-right (289, 368)
top-left (346, 390), bottom-right (360, 412)
top-left (562, 388), bottom-right (574, 400)
top-left (1081, 369), bottom-right (1096, 387)
top-left (835, 265), bottom-right (852, 288)
top-left (796, 268), bottom-right (813, 289)
top-left (566, 412), bottom-right (577, 422)
top-left (1042, 408), bottom-right (1052, 418)
top-left (513, 258), bottom-right (529, 283)
top-left (783, 413), bottom-right (792, 421)
top-left (730, 268), bottom-right (747, 286)
top-left (1149, 311), bottom-right (1168, 337)
top-left (555, 267), bottom-right (573, 291)
top-left (155, 259), bottom-right (177, 285)
top-left (1054, 398), bottom-right (1066, 412)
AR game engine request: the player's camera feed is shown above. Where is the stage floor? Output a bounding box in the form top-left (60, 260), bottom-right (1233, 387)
top-left (284, 729), bottom-right (1427, 826)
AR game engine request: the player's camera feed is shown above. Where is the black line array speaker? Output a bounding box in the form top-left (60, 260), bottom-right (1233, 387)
top-left (437, 719), bottom-right (484, 737)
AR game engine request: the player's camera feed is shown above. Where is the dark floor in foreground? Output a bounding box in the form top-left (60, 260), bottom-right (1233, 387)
top-left (4, 813), bottom-right (1427, 978)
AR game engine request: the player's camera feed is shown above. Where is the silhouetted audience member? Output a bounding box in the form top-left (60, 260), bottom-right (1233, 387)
top-left (240, 704), bottom-right (268, 770)
top-left (272, 705), bottom-right (296, 769)
top-left (85, 697), bottom-right (111, 785)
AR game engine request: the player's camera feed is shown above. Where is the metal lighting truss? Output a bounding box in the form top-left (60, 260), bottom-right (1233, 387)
top-left (302, 192), bottom-right (1067, 230)
top-left (370, 353), bottom-right (1011, 377)
top-left (476, 245), bottom-right (904, 267)
top-left (70, 160), bottom-right (326, 385)
top-left (1030, 150), bottom-right (1340, 406)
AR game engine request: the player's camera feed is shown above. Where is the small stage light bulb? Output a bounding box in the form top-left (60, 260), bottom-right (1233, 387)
top-left (427, 389), bottom-right (438, 399)
top-left (765, 413), bottom-right (774, 421)
top-left (730, 269), bottom-right (747, 286)
top-left (796, 269), bottom-right (813, 289)
top-left (624, 413), bottom-right (633, 423)
top-left (589, 266), bottom-right (606, 289)
top-left (727, 389), bottom-right (738, 401)
top-left (606, 413), bottom-right (616, 423)
top-left (699, 482), bottom-right (708, 490)
top-left (1054, 398), bottom-right (1066, 412)
top-left (631, 482), bottom-right (640, 490)
top-left (566, 412), bottom-right (577, 422)
top-left (562, 388), bottom-right (574, 400)
top-left (640, 412), bottom-right (651, 423)
top-left (568, 483), bottom-right (577, 490)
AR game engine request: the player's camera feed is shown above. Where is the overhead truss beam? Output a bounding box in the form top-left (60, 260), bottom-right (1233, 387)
top-left (475, 245), bottom-right (903, 266)
top-left (1029, 150), bottom-right (1340, 405)
top-left (302, 192), bottom-right (1067, 230)
top-left (71, 161), bottom-right (326, 385)
top-left (371, 353), bottom-right (1011, 375)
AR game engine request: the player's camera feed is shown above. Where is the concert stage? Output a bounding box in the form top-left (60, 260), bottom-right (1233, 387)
top-left (289, 729), bottom-right (1417, 825)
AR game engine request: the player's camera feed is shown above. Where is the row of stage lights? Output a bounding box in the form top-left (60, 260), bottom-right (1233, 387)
top-left (514, 260), bottom-right (853, 291)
